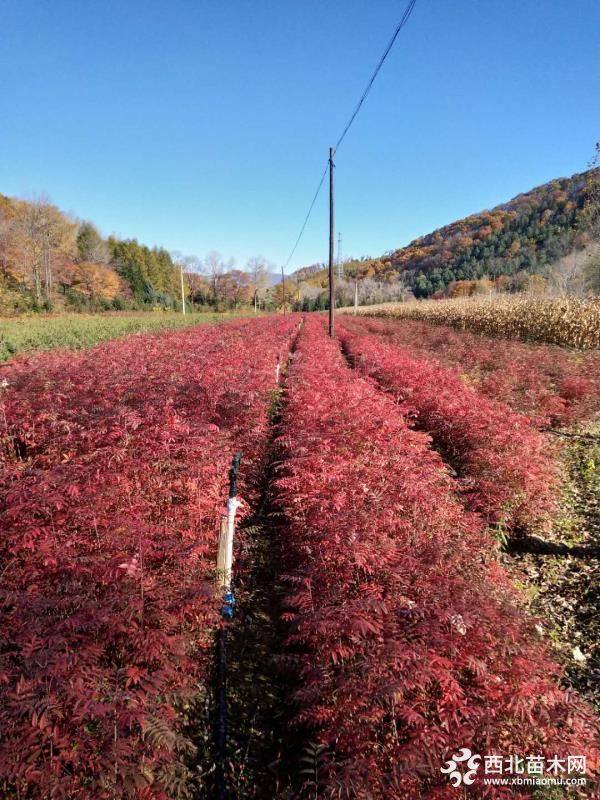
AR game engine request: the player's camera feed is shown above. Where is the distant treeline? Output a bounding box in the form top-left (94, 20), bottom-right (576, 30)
top-left (0, 190), bottom-right (411, 316)
top-left (0, 193), bottom-right (191, 313)
top-left (0, 195), bottom-right (278, 314)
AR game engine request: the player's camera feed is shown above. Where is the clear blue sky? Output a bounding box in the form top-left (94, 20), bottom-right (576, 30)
top-left (1, 0), bottom-right (599, 272)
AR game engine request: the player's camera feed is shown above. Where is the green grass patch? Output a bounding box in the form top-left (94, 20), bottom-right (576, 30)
top-left (0, 311), bottom-right (250, 361)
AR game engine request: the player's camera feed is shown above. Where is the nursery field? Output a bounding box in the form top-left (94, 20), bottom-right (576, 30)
top-left (1, 314), bottom-right (599, 799)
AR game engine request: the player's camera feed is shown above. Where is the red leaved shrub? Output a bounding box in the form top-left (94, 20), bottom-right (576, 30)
top-left (338, 318), bottom-right (559, 531)
top-left (0, 317), bottom-right (295, 799)
top-left (275, 316), bottom-right (597, 799)
top-left (349, 316), bottom-right (600, 426)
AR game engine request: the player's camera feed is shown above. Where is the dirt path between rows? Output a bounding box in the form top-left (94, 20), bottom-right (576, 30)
top-left (205, 329), bottom-right (306, 800)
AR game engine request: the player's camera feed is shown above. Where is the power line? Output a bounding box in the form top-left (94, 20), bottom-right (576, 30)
top-left (283, 161), bottom-right (328, 271)
top-left (281, 0), bottom-right (418, 273)
top-left (334, 0), bottom-right (417, 153)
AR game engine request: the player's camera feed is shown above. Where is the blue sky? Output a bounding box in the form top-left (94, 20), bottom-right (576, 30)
top-left (1, 0), bottom-right (599, 272)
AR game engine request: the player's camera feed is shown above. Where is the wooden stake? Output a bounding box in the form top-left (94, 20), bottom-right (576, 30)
top-left (216, 515), bottom-right (229, 590)
top-left (215, 452), bottom-right (242, 593)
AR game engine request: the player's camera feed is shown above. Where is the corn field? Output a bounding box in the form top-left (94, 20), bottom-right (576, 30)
top-left (344, 295), bottom-right (600, 349)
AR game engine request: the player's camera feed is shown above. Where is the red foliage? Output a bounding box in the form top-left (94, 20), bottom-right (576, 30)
top-left (275, 317), bottom-right (597, 798)
top-left (0, 317), bottom-right (295, 798)
top-left (350, 316), bottom-right (600, 426)
top-left (338, 318), bottom-right (559, 531)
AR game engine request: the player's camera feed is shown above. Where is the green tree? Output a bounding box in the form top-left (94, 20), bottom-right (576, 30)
top-left (109, 239), bottom-right (152, 302)
top-left (108, 239), bottom-right (181, 306)
top-left (76, 222), bottom-right (108, 263)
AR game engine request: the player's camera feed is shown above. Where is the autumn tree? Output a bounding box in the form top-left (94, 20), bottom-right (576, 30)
top-left (186, 272), bottom-right (211, 305)
top-left (172, 254), bottom-right (209, 306)
top-left (16, 197), bottom-right (77, 305)
top-left (350, 275), bottom-right (409, 306)
top-left (221, 269), bottom-right (252, 309)
top-left (171, 252), bottom-right (204, 310)
top-left (171, 252), bottom-right (202, 279)
top-left (522, 273), bottom-right (548, 294)
top-left (0, 195), bottom-right (20, 282)
top-left (472, 277), bottom-right (495, 295)
top-left (448, 280), bottom-right (473, 298)
top-left (273, 277), bottom-right (299, 310)
top-left (246, 256), bottom-right (271, 311)
top-left (69, 262), bottom-right (123, 303)
top-left (203, 251), bottom-right (234, 307)
top-left (296, 281), bottom-right (323, 311)
top-left (493, 275), bottom-right (511, 293)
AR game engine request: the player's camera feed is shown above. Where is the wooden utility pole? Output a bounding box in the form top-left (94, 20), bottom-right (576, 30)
top-left (354, 278), bottom-right (359, 315)
top-left (328, 146), bottom-right (335, 337)
top-left (281, 265), bottom-right (286, 314)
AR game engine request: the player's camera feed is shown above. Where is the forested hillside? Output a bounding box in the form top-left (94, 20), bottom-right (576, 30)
top-left (379, 167), bottom-right (599, 297)
top-left (292, 166), bottom-right (599, 301)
